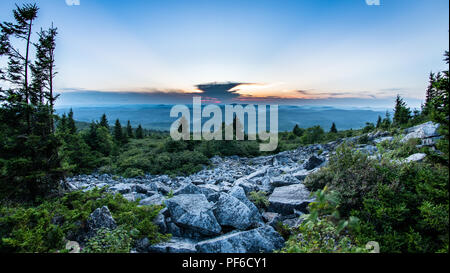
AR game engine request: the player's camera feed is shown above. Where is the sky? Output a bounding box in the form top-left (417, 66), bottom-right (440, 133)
top-left (0, 0), bottom-right (449, 108)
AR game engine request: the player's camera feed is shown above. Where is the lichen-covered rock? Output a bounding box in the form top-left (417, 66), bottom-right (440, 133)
top-left (268, 184), bottom-right (313, 215)
top-left (195, 225), bottom-right (284, 253)
top-left (402, 121), bottom-right (440, 143)
top-left (213, 193), bottom-right (258, 230)
top-left (228, 186), bottom-right (262, 224)
top-left (87, 206), bottom-right (117, 231)
top-left (165, 194), bottom-right (221, 236)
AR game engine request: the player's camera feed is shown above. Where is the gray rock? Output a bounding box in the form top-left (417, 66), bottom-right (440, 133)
top-left (174, 182), bottom-right (202, 195)
top-left (304, 155), bottom-right (324, 170)
top-left (268, 184), bottom-right (313, 215)
top-left (109, 183), bottom-right (133, 194)
top-left (228, 186), bottom-right (262, 224)
top-left (262, 212), bottom-right (282, 228)
top-left (139, 194), bottom-right (165, 206)
top-left (402, 121), bottom-right (440, 143)
top-left (247, 166), bottom-right (269, 180)
top-left (291, 169), bottom-right (313, 181)
top-left (213, 193), bottom-right (258, 230)
top-left (405, 153), bottom-right (427, 163)
top-left (165, 194), bottom-right (221, 236)
top-left (269, 174), bottom-right (301, 188)
top-left (166, 220), bottom-right (183, 237)
top-left (135, 237), bottom-right (151, 253)
top-left (373, 136), bottom-right (394, 144)
top-left (195, 225), bottom-right (284, 253)
top-left (233, 178), bottom-right (259, 194)
top-left (122, 192), bottom-right (147, 202)
top-left (149, 237), bottom-right (198, 253)
top-left (154, 211), bottom-right (167, 233)
top-left (357, 145), bottom-right (378, 155)
top-left (86, 206), bottom-right (117, 238)
top-left (282, 217), bottom-right (303, 229)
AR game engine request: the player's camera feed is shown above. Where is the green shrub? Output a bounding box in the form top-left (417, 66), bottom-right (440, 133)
top-left (0, 188), bottom-right (169, 253)
top-left (123, 168), bottom-right (145, 178)
top-left (82, 227), bottom-right (132, 253)
top-left (304, 144), bottom-right (449, 253)
top-left (279, 187), bottom-right (366, 253)
top-left (248, 191), bottom-right (269, 209)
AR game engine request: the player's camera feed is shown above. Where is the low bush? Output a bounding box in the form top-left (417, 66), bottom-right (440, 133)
top-left (0, 188), bottom-right (169, 253)
top-left (304, 143), bottom-right (449, 253)
top-left (248, 191), bottom-right (269, 209)
top-left (279, 187), bottom-right (366, 253)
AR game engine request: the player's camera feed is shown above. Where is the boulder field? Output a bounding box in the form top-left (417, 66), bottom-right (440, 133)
top-left (64, 122), bottom-right (440, 253)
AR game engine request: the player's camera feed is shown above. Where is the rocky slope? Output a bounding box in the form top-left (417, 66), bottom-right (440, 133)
top-left (64, 121), bottom-right (441, 253)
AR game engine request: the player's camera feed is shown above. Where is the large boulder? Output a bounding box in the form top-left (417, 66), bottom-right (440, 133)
top-left (268, 184), bottom-right (313, 215)
top-left (269, 174), bottom-right (301, 188)
top-left (85, 206), bottom-right (117, 240)
top-left (228, 186), bottom-right (262, 224)
top-left (405, 153), bottom-right (427, 163)
top-left (213, 193), bottom-right (259, 230)
top-left (402, 121), bottom-right (440, 143)
top-left (87, 206), bottom-right (117, 231)
top-left (195, 225), bottom-right (284, 253)
top-left (165, 194), bottom-right (221, 236)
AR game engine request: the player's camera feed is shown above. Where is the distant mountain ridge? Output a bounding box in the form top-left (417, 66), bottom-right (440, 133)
top-left (55, 104), bottom-right (387, 132)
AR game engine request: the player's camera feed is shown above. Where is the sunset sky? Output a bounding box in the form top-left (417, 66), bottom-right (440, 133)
top-left (0, 0), bottom-right (448, 107)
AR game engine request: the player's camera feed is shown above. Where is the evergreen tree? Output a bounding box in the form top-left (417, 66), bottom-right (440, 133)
top-left (114, 119), bottom-right (123, 143)
top-left (67, 108), bottom-right (76, 134)
top-left (58, 113), bottom-right (67, 132)
top-left (85, 122), bottom-right (99, 150)
top-left (136, 124), bottom-right (144, 139)
top-left (99, 113), bottom-right (109, 128)
top-left (126, 120), bottom-right (133, 138)
top-left (330, 122), bottom-right (337, 133)
top-left (393, 95), bottom-right (411, 126)
top-left (0, 4), bottom-right (39, 132)
top-left (376, 115), bottom-right (382, 128)
top-left (428, 50), bottom-right (449, 164)
top-left (423, 72), bottom-right (436, 116)
top-left (293, 124), bottom-right (304, 137)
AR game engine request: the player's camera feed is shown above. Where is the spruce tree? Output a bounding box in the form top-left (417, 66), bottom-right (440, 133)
top-left (126, 120), bottom-right (133, 138)
top-left (293, 124), bottom-right (304, 137)
top-left (67, 108), bottom-right (76, 134)
top-left (114, 119), bottom-right (123, 143)
top-left (330, 122), bottom-right (337, 133)
top-left (393, 95), bottom-right (411, 126)
top-left (376, 115), bottom-right (382, 128)
top-left (136, 124), bottom-right (144, 139)
top-left (99, 113), bottom-right (109, 128)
